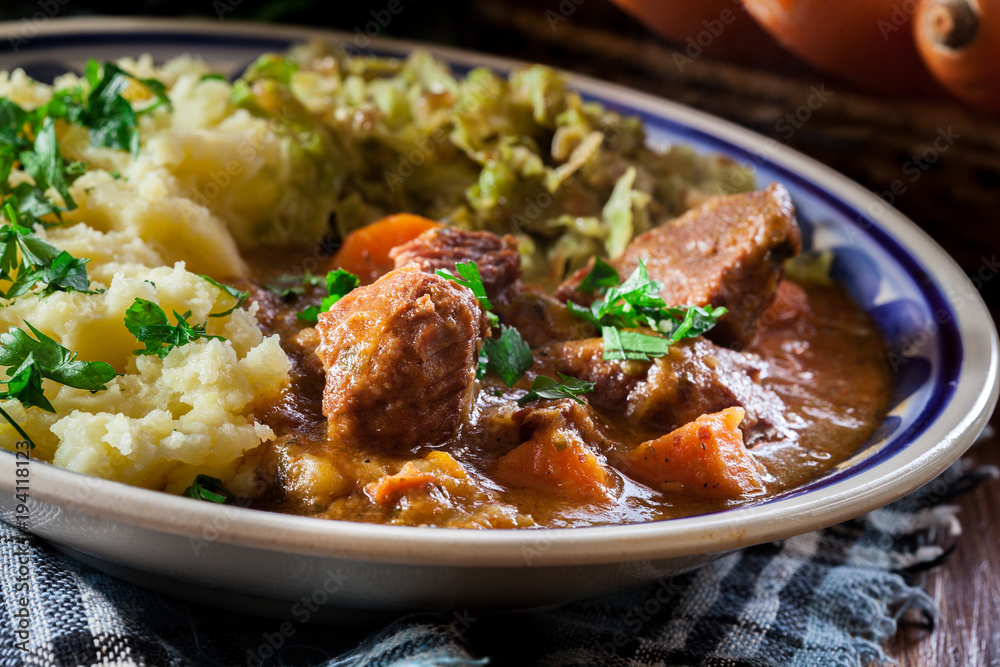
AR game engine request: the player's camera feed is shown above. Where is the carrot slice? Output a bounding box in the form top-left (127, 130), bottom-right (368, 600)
top-left (494, 433), bottom-right (614, 502)
top-left (331, 214), bottom-right (441, 284)
top-left (363, 451), bottom-right (467, 505)
top-left (626, 407), bottom-right (764, 499)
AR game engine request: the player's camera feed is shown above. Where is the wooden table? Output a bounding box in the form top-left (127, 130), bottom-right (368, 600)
top-left (887, 313), bottom-right (1000, 665)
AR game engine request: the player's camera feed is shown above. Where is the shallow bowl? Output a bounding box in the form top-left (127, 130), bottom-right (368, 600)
top-left (0, 18), bottom-right (996, 620)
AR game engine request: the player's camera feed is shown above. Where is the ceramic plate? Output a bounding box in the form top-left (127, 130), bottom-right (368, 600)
top-left (0, 18), bottom-right (996, 619)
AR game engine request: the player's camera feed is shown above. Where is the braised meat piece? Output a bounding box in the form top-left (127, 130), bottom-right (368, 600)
top-left (494, 288), bottom-right (596, 347)
top-left (557, 183), bottom-right (801, 348)
top-left (315, 265), bottom-right (490, 453)
top-left (534, 336), bottom-right (790, 446)
top-left (390, 227), bottom-right (522, 302)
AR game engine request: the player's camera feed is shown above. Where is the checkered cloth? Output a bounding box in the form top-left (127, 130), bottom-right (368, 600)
top-left (0, 461), bottom-right (995, 667)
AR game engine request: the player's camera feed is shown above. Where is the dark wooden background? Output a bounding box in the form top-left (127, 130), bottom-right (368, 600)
top-left (1, 0), bottom-right (998, 662)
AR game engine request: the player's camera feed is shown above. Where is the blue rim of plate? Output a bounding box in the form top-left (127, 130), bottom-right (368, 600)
top-left (0, 25), bottom-right (973, 515)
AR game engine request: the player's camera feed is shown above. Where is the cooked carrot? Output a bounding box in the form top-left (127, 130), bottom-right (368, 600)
top-left (364, 462), bottom-right (435, 505)
top-left (331, 214), bottom-right (441, 285)
top-left (494, 433), bottom-right (614, 502)
top-left (625, 407), bottom-right (765, 499)
top-left (363, 451), bottom-right (466, 505)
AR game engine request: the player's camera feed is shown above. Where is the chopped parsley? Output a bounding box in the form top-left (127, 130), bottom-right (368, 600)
top-left (517, 373), bottom-right (595, 405)
top-left (482, 325), bottom-right (533, 387)
top-left (436, 261), bottom-right (499, 326)
top-left (200, 274), bottom-right (248, 318)
top-left (1, 204), bottom-right (95, 299)
top-left (576, 256), bottom-right (619, 294)
top-left (567, 258), bottom-right (727, 361)
top-left (124, 299), bottom-right (225, 360)
top-left (70, 60), bottom-right (173, 155)
top-left (265, 271), bottom-right (325, 299)
top-left (297, 268), bottom-right (360, 324)
top-left (0, 322), bottom-right (116, 448)
top-left (182, 474), bottom-right (233, 503)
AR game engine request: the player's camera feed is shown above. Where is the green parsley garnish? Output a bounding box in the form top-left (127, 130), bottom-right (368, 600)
top-left (567, 259), bottom-right (727, 361)
top-left (265, 271), bottom-right (325, 299)
top-left (576, 257), bottom-right (619, 294)
top-left (517, 373), bottom-right (595, 405)
top-left (199, 275), bottom-right (248, 318)
top-left (436, 261), bottom-right (533, 385)
top-left (297, 268), bottom-right (360, 324)
top-left (1, 204), bottom-right (95, 299)
top-left (182, 474), bottom-right (233, 503)
top-left (124, 299), bottom-right (225, 360)
top-left (0, 322), bottom-right (116, 449)
top-left (436, 261), bottom-right (500, 327)
top-left (72, 60), bottom-right (172, 155)
top-left (199, 73), bottom-right (228, 83)
top-left (482, 325), bottom-right (533, 387)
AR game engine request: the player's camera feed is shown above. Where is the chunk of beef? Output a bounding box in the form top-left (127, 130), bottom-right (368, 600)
top-left (494, 399), bottom-right (616, 502)
top-left (315, 265), bottom-right (489, 453)
top-left (534, 336), bottom-right (790, 446)
top-left (494, 288), bottom-right (596, 347)
top-left (390, 227), bottom-right (521, 302)
top-left (557, 183), bottom-right (801, 348)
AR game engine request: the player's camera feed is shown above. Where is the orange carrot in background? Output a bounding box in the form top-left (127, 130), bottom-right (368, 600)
top-left (916, 0), bottom-right (1000, 111)
top-left (609, 0), bottom-right (788, 63)
top-left (741, 0), bottom-right (942, 95)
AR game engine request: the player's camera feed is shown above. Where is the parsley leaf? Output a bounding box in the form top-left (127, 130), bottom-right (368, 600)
top-left (0, 321), bottom-right (116, 448)
top-left (567, 258), bottom-right (727, 361)
top-left (0, 206), bottom-right (95, 299)
top-left (601, 326), bottom-right (672, 361)
top-left (517, 373), bottom-right (595, 405)
top-left (18, 117), bottom-right (76, 210)
top-left (436, 261), bottom-right (500, 326)
top-left (124, 298), bottom-right (224, 359)
top-left (265, 271), bottom-right (324, 299)
top-left (182, 474), bottom-right (233, 503)
top-left (482, 325), bottom-right (533, 387)
top-left (199, 275), bottom-right (248, 318)
top-left (577, 257), bottom-right (619, 295)
top-left (297, 268), bottom-right (360, 324)
top-left (80, 61), bottom-right (172, 155)
top-left (662, 304), bottom-right (729, 342)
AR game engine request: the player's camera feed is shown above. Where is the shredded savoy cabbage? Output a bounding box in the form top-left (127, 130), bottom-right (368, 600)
top-left (239, 43), bottom-right (756, 283)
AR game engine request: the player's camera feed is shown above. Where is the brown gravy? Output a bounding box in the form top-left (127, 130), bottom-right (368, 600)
top-left (243, 248), bottom-right (892, 529)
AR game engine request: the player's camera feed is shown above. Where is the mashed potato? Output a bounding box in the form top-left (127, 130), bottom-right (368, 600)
top-left (0, 55), bottom-right (319, 493)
